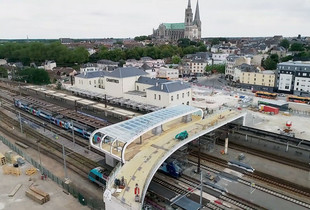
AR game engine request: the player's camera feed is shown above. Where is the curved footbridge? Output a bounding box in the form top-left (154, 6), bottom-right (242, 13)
top-left (89, 105), bottom-right (246, 210)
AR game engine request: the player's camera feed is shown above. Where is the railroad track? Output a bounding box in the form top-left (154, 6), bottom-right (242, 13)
top-left (181, 174), bottom-right (259, 210)
top-left (189, 153), bottom-right (310, 209)
top-left (0, 96), bottom-right (106, 158)
top-left (216, 138), bottom-right (310, 171)
top-left (0, 109), bottom-right (100, 176)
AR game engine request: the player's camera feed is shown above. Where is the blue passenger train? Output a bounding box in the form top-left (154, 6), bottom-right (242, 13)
top-left (14, 98), bottom-right (101, 141)
top-left (159, 160), bottom-right (183, 178)
top-left (88, 167), bottom-right (110, 187)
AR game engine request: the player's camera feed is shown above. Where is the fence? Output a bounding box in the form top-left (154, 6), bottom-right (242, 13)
top-left (0, 135), bottom-right (105, 210)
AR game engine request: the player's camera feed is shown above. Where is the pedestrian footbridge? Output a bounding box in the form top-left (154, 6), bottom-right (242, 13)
top-left (89, 105), bottom-right (246, 210)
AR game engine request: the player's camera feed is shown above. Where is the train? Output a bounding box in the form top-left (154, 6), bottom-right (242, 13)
top-left (88, 167), bottom-right (110, 187)
top-left (13, 98), bottom-right (102, 141)
top-left (158, 160), bottom-right (183, 178)
top-left (227, 160), bottom-right (255, 173)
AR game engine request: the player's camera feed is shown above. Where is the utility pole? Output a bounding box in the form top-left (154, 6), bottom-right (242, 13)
top-left (62, 144), bottom-right (68, 179)
top-left (197, 137), bottom-right (201, 174)
top-left (37, 141), bottom-right (42, 174)
top-left (104, 94), bottom-right (107, 108)
top-left (200, 172), bottom-right (203, 207)
top-left (18, 112), bottom-right (23, 133)
top-left (71, 120), bottom-right (75, 146)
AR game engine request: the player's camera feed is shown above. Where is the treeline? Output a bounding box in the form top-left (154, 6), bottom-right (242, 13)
top-left (90, 39), bottom-right (207, 62)
top-left (0, 42), bottom-right (89, 66)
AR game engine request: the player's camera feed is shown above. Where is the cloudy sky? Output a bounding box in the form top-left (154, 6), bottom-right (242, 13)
top-left (1, 0), bottom-right (309, 39)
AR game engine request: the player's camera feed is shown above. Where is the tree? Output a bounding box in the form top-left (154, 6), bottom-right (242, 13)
top-left (279, 39), bottom-right (290, 49)
top-left (281, 55), bottom-right (293, 62)
top-left (0, 66), bottom-right (8, 78)
top-left (134, 36), bottom-right (151, 41)
top-left (171, 55), bottom-right (181, 64)
top-left (290, 43), bottom-right (304, 51)
top-left (205, 64), bottom-right (225, 74)
top-left (211, 38), bottom-right (220, 46)
top-left (262, 54), bottom-right (279, 70)
top-left (177, 38), bottom-right (191, 48)
top-left (16, 68), bottom-right (50, 85)
top-left (56, 80), bottom-right (62, 90)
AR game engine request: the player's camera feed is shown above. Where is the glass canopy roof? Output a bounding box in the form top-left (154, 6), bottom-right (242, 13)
top-left (93, 105), bottom-right (203, 144)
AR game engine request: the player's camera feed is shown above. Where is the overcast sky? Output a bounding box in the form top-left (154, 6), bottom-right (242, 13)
top-left (1, 0), bottom-right (309, 39)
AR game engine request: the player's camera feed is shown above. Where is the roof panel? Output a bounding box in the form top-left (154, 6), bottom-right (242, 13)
top-left (93, 105), bottom-right (202, 144)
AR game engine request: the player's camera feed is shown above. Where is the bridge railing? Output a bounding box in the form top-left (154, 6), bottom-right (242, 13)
top-left (107, 161), bottom-right (122, 188)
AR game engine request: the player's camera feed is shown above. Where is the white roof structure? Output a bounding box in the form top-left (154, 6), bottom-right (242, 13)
top-left (90, 105), bottom-right (203, 162)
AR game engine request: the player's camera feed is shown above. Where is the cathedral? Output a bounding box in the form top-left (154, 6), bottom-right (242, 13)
top-left (152, 0), bottom-right (201, 41)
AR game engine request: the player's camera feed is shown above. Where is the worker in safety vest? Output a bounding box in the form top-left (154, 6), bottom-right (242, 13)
top-left (134, 183), bottom-right (140, 195)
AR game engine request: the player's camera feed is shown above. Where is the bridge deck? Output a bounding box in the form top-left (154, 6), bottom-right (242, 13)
top-left (109, 109), bottom-right (245, 210)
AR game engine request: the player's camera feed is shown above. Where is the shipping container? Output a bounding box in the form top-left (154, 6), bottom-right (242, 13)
top-left (263, 106), bottom-right (279, 114)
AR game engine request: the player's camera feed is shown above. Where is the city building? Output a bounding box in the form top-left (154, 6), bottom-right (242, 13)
top-left (152, 0), bottom-right (201, 41)
top-left (157, 67), bottom-right (179, 79)
top-left (188, 59), bottom-right (209, 75)
top-left (73, 67), bottom-right (192, 107)
top-left (97, 59), bottom-right (119, 71)
top-left (80, 63), bottom-right (100, 73)
top-left (240, 70), bottom-right (275, 92)
top-left (225, 56), bottom-right (251, 80)
top-left (277, 61), bottom-right (310, 96)
top-left (212, 53), bottom-right (229, 65)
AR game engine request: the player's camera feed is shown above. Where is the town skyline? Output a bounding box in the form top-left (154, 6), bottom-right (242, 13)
top-left (1, 0), bottom-right (310, 39)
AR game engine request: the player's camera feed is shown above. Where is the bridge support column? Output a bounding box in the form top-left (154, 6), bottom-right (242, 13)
top-left (224, 137), bottom-right (229, 154)
top-left (152, 125), bottom-right (163, 135)
top-left (182, 114), bottom-right (192, 123)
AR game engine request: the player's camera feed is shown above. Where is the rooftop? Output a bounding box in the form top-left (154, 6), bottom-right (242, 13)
top-left (75, 71), bottom-right (108, 79)
top-left (107, 67), bottom-right (148, 78)
top-left (148, 81), bottom-right (191, 93)
top-left (162, 23), bottom-right (185, 30)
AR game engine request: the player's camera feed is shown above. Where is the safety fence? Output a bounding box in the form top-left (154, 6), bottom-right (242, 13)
top-left (0, 135), bottom-right (105, 210)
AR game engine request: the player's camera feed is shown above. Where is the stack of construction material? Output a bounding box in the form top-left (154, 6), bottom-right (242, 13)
top-left (2, 165), bottom-right (21, 176)
top-left (25, 167), bottom-right (37, 176)
top-left (0, 152), bottom-right (6, 165)
top-left (25, 186), bottom-right (50, 205)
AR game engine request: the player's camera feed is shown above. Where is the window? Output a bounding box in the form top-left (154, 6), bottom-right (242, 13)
top-left (94, 80), bottom-right (96, 84)
top-left (159, 95), bottom-right (161, 100)
top-left (182, 93), bottom-right (184, 98)
top-left (254, 78), bottom-right (256, 81)
top-left (171, 96), bottom-right (173, 101)
top-left (177, 94), bottom-right (179, 99)
top-left (137, 86), bottom-right (139, 91)
top-left (186, 101), bottom-right (189, 105)
top-left (154, 94), bottom-right (156, 100)
top-left (187, 91), bottom-right (190, 96)
top-left (89, 81), bottom-right (91, 85)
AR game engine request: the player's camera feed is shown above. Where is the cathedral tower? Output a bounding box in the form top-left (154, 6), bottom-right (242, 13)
top-left (193, 0), bottom-right (201, 39)
top-left (185, 0), bottom-right (193, 26)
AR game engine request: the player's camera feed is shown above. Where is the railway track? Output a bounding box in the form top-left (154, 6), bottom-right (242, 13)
top-left (0, 94), bottom-right (106, 158)
top-left (216, 138), bottom-right (310, 171)
top-left (0, 109), bottom-right (100, 176)
top-left (189, 152), bottom-right (310, 209)
top-left (181, 174), bottom-right (259, 210)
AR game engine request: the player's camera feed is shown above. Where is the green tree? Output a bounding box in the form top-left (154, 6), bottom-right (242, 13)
top-left (263, 57), bottom-right (277, 70)
top-left (177, 38), bottom-right (191, 48)
top-left (0, 66), bottom-right (8, 78)
top-left (281, 55), bottom-right (293, 62)
top-left (171, 55), bottom-right (181, 64)
top-left (279, 39), bottom-right (290, 49)
top-left (290, 43), bottom-right (304, 51)
top-left (211, 38), bottom-right (220, 46)
top-left (134, 36), bottom-right (151, 41)
top-left (205, 64), bottom-right (225, 74)
top-left (16, 68), bottom-right (50, 85)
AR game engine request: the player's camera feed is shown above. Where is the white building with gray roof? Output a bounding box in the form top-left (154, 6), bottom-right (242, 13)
top-left (73, 67), bottom-right (192, 108)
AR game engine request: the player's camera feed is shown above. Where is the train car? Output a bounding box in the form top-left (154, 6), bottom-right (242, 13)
top-left (204, 181), bottom-right (228, 194)
top-left (88, 167), bottom-right (110, 187)
top-left (52, 115), bottom-right (70, 129)
top-left (159, 160), bottom-right (182, 178)
top-left (14, 98), bottom-right (29, 110)
top-left (227, 160), bottom-right (255, 173)
top-left (36, 108), bottom-right (53, 121)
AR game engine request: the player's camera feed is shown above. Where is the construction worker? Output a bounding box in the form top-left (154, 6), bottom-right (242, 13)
top-left (134, 183), bottom-right (140, 202)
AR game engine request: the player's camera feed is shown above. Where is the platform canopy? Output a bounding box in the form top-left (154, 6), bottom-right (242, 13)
top-left (90, 105), bottom-right (203, 159)
top-left (93, 105), bottom-right (203, 144)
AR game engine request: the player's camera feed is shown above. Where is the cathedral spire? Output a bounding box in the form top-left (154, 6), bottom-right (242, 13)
top-left (194, 0), bottom-right (200, 23)
top-left (188, 0), bottom-right (191, 8)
